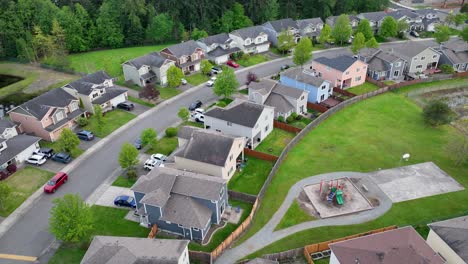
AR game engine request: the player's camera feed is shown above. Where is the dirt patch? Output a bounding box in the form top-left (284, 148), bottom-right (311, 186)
top-left (297, 191), bottom-right (320, 218)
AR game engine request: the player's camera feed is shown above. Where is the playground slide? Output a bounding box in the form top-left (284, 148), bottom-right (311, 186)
top-left (336, 190), bottom-right (344, 205)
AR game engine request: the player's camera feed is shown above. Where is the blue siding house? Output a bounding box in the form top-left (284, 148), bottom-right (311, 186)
top-left (132, 167), bottom-right (228, 242)
top-left (280, 68), bottom-right (332, 103)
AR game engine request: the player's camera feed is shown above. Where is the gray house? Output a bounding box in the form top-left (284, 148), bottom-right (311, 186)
top-left (393, 42), bottom-right (440, 76)
top-left (326, 15), bottom-right (360, 29)
top-left (122, 52), bottom-right (175, 87)
top-left (204, 99), bottom-right (274, 149)
top-left (229, 26), bottom-right (270, 54)
top-left (262, 18), bottom-right (301, 47)
top-left (132, 167), bottom-right (228, 242)
top-left (438, 38), bottom-right (468, 72)
top-left (357, 11), bottom-right (389, 33)
top-left (296, 17), bottom-right (324, 42)
top-left (0, 121), bottom-right (41, 170)
top-left (197, 33), bottom-right (241, 64)
top-left (389, 9), bottom-right (424, 32)
top-left (358, 48), bottom-right (407, 81)
top-left (81, 236), bottom-right (190, 264)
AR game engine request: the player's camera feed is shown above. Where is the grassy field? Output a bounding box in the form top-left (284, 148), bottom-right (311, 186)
top-left (237, 54), bottom-right (269, 67)
top-left (68, 44), bottom-right (171, 78)
top-left (228, 157), bottom-right (274, 195)
top-left (256, 129), bottom-right (295, 156)
top-left (275, 201), bottom-right (316, 230)
top-left (49, 205), bottom-right (149, 264)
top-left (0, 167), bottom-right (54, 217)
top-left (128, 96), bottom-right (155, 107)
top-left (237, 80), bottom-right (468, 256)
top-left (289, 117), bottom-right (312, 129)
top-left (112, 176), bottom-right (137, 188)
top-left (160, 87), bottom-right (181, 99)
top-left (83, 110), bottom-right (136, 138)
top-left (185, 73), bottom-right (210, 86)
top-left (0, 63), bottom-right (39, 98)
top-left (347, 82), bottom-right (379, 95)
top-left (146, 136), bottom-right (178, 156)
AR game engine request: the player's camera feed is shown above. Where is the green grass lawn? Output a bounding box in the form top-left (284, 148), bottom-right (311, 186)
top-left (181, 121), bottom-right (205, 128)
top-left (68, 44), bottom-right (171, 77)
top-left (239, 89), bottom-right (249, 95)
top-left (347, 82), bottom-right (380, 95)
top-left (49, 205), bottom-right (149, 264)
top-left (216, 98), bottom-right (233, 107)
top-left (112, 175), bottom-right (137, 188)
top-left (313, 257), bottom-right (330, 264)
top-left (185, 73), bottom-right (210, 86)
top-left (0, 166), bottom-right (54, 217)
top-left (83, 109), bottom-right (136, 138)
top-left (188, 200), bottom-right (253, 252)
top-left (238, 81), bottom-right (468, 257)
top-left (0, 63), bottom-right (39, 98)
top-left (160, 87), bottom-right (181, 100)
top-left (275, 201), bottom-right (316, 231)
top-left (146, 136), bottom-right (178, 156)
top-left (237, 54), bottom-right (269, 67)
top-left (228, 157), bottom-right (274, 195)
top-left (289, 117), bottom-right (312, 129)
top-left (255, 129), bottom-right (296, 156)
top-left (383, 80), bottom-right (396, 85)
top-left (128, 96), bottom-right (155, 107)
top-left (39, 141), bottom-right (84, 159)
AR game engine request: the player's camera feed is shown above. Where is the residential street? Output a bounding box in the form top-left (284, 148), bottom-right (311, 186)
top-left (0, 38), bottom-right (437, 264)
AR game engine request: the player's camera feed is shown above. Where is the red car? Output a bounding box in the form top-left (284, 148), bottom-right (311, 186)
top-left (227, 60), bottom-right (239, 68)
top-left (44, 172), bottom-right (68, 193)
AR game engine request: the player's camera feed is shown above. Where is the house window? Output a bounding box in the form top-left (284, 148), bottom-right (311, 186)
top-left (320, 94), bottom-right (325, 101)
top-left (229, 166), bottom-right (234, 176)
top-left (227, 121), bottom-right (232, 126)
top-left (70, 102), bottom-right (78, 111)
top-left (416, 65), bottom-right (423, 69)
top-left (166, 221), bottom-right (171, 224)
top-left (394, 70), bottom-right (399, 76)
top-left (345, 71), bottom-right (349, 75)
top-left (301, 96), bottom-right (304, 100)
top-left (395, 62), bottom-right (401, 67)
top-left (216, 129), bottom-right (221, 132)
top-left (321, 85), bottom-right (326, 90)
top-left (178, 224), bottom-right (184, 228)
top-left (432, 55), bottom-right (437, 59)
top-left (92, 93), bottom-right (99, 99)
top-left (265, 125), bottom-right (269, 132)
top-left (56, 111), bottom-right (64, 121)
top-left (229, 154), bottom-right (233, 161)
top-left (356, 68), bottom-right (360, 72)
top-left (193, 227), bottom-right (199, 231)
top-left (220, 187), bottom-right (224, 197)
top-left (421, 56), bottom-right (426, 60)
top-left (355, 76), bottom-right (361, 81)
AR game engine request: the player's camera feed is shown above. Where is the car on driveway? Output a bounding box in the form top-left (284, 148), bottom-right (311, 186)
top-left (133, 138), bottom-right (142, 150)
top-left (206, 80), bottom-right (215, 87)
top-left (211, 67), bottom-right (222, 74)
top-left (189, 100), bottom-right (203, 111)
top-left (26, 154), bottom-right (47, 166)
top-left (117, 102), bottom-right (135, 111)
top-left (44, 172), bottom-right (68, 193)
top-left (114, 195), bottom-right (136, 208)
top-left (151, 153), bottom-right (167, 162)
top-left (144, 159), bottom-right (164, 170)
top-left (181, 78), bottom-right (187, 85)
top-left (51, 152), bottom-right (72, 164)
top-left (76, 130), bottom-right (95, 141)
top-left (227, 60), bottom-right (239, 68)
top-left (410, 31), bottom-right (419, 37)
top-left (192, 112), bottom-right (204, 123)
top-left (37, 148), bottom-right (54, 158)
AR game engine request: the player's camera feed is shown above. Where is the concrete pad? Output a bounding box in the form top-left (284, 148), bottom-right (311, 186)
top-left (303, 178), bottom-right (373, 218)
top-left (369, 162), bottom-right (464, 203)
top-left (94, 186), bottom-right (134, 208)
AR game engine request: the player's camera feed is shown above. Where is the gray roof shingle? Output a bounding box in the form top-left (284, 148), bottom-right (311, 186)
top-left (177, 126), bottom-right (202, 140)
top-left (248, 79), bottom-right (276, 96)
top-left (359, 11), bottom-right (389, 22)
top-left (91, 86), bottom-right (127, 105)
top-left (160, 194), bottom-right (212, 229)
top-left (231, 26), bottom-right (268, 40)
top-left (264, 93), bottom-right (294, 113)
top-left (393, 41), bottom-right (437, 61)
top-left (125, 52), bottom-right (168, 69)
top-left (0, 119), bottom-right (16, 133)
top-left (0, 134), bottom-right (41, 166)
top-left (428, 215), bottom-right (468, 262)
top-left (389, 9), bottom-right (420, 20)
top-left (314, 55), bottom-right (359, 72)
top-left (198, 33), bottom-right (231, 46)
top-left (81, 236), bottom-right (189, 264)
top-left (207, 46), bottom-right (241, 57)
top-left (296, 18), bottom-right (324, 30)
top-left (68, 71), bottom-right (112, 95)
top-left (205, 100), bottom-right (266, 128)
top-left (272, 83), bottom-right (306, 99)
top-left (163, 40), bottom-right (202, 58)
top-left (282, 67), bottom-right (328, 87)
top-left (264, 18), bottom-right (298, 32)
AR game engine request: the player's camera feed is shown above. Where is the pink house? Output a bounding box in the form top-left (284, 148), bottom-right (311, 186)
top-left (310, 55), bottom-right (368, 89)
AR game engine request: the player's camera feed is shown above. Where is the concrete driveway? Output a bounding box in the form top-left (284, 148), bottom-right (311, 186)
top-left (94, 186), bottom-right (134, 208)
top-left (129, 103), bottom-right (150, 115)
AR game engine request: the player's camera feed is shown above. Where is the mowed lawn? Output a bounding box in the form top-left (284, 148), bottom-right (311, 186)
top-left (0, 167), bottom-right (54, 217)
top-left (238, 87), bottom-right (468, 256)
top-left (228, 157), bottom-right (274, 195)
top-left (237, 54), bottom-right (269, 67)
top-left (83, 109), bottom-right (136, 138)
top-left (256, 129), bottom-right (295, 156)
top-left (347, 82), bottom-right (379, 95)
top-left (275, 201), bottom-right (316, 230)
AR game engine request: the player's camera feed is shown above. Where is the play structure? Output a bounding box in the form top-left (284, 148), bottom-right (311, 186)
top-left (320, 180), bottom-right (348, 206)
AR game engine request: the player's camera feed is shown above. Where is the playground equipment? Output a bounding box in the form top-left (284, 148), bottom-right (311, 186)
top-left (320, 180), bottom-right (347, 205)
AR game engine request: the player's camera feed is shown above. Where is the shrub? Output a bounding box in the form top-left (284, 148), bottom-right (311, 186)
top-left (77, 117), bottom-right (88, 127)
top-left (291, 112), bottom-right (298, 119)
top-left (217, 101), bottom-right (227, 107)
top-left (423, 100), bottom-right (452, 126)
top-left (440, 64), bottom-right (455, 74)
top-left (277, 116), bottom-right (285, 122)
top-left (295, 114), bottom-right (303, 120)
top-left (231, 51), bottom-right (244, 60)
top-left (241, 53), bottom-right (250, 60)
top-left (126, 168), bottom-right (138, 180)
top-left (286, 115), bottom-right (295, 123)
top-left (165, 127), bottom-right (178, 137)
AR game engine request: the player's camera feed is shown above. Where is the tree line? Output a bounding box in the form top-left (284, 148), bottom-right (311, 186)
top-left (0, 0), bottom-right (389, 61)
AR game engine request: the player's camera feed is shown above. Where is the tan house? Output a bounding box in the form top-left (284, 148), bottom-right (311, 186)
top-left (173, 126), bottom-right (245, 180)
top-left (427, 215), bottom-right (468, 264)
top-left (160, 40), bottom-right (204, 74)
top-left (9, 88), bottom-right (84, 142)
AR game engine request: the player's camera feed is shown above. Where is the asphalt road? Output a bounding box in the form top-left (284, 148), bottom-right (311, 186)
top-left (0, 39), bottom-right (437, 264)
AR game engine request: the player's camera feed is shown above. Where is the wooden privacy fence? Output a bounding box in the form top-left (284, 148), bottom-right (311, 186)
top-left (273, 120), bottom-right (302, 133)
top-left (306, 102), bottom-right (328, 113)
top-left (147, 224), bottom-right (158, 239)
top-left (244, 148), bottom-right (279, 162)
top-left (303, 226), bottom-right (398, 264)
top-left (333, 87), bottom-right (356, 97)
top-left (228, 190), bottom-right (257, 203)
top-left (365, 76), bottom-right (387, 88)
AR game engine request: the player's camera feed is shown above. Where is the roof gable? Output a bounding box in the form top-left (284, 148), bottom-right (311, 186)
top-left (205, 100), bottom-right (267, 128)
top-left (264, 18), bottom-right (298, 32)
top-left (163, 40), bottom-right (202, 58)
top-left (314, 55), bottom-right (361, 72)
top-left (429, 215), bottom-right (468, 262)
top-left (231, 26), bottom-right (267, 40)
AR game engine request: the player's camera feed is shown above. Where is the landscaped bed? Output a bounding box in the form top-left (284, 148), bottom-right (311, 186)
top-left (0, 166), bottom-right (54, 217)
top-left (228, 157), bottom-right (274, 195)
top-left (346, 82), bottom-right (379, 95)
top-left (255, 129), bottom-right (295, 156)
top-left (237, 54), bottom-right (269, 67)
top-left (83, 109), bottom-right (136, 138)
top-left (238, 79), bottom-right (468, 258)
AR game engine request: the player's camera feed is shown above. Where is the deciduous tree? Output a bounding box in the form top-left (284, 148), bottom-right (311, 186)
top-left (461, 26), bottom-right (468, 42)
top-left (423, 100), bottom-right (452, 126)
top-left (140, 128), bottom-right (157, 147)
top-left (434, 25), bottom-right (451, 43)
top-left (57, 128), bottom-right (80, 154)
top-left (365, 37), bottom-right (379, 49)
top-left (318, 24), bottom-right (332, 44)
top-left (178, 108), bottom-right (190, 122)
top-left (351, 32), bottom-right (366, 54)
top-left (139, 83), bottom-right (160, 100)
top-left (119, 142), bottom-right (139, 170)
top-left (356, 19), bottom-right (373, 41)
top-left (213, 68), bottom-right (238, 98)
top-left (293, 37), bottom-right (313, 67)
top-left (277, 30), bottom-right (295, 54)
top-left (397, 19), bottom-right (409, 37)
top-left (260, 0), bottom-right (279, 23)
top-left (167, 65), bottom-right (184, 88)
top-left (191, 28), bottom-right (208, 40)
top-left (379, 16), bottom-right (398, 39)
top-left (146, 13), bottom-right (174, 43)
top-left (200, 60), bottom-right (213, 75)
top-left (332, 14), bottom-right (352, 45)
top-left (93, 105), bottom-right (104, 132)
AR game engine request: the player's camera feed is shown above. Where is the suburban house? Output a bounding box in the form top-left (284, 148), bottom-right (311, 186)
top-left (393, 42), bottom-right (440, 76)
top-left (357, 11), bottom-right (389, 33)
top-left (310, 55), bottom-right (367, 89)
top-left (426, 215), bottom-right (468, 264)
top-left (229, 26), bottom-right (270, 54)
top-left (63, 71), bottom-right (128, 113)
top-left (248, 79), bottom-right (308, 119)
top-left (81, 236), bottom-right (190, 264)
top-left (262, 18), bottom-right (301, 46)
top-left (280, 67), bottom-right (332, 103)
top-left (160, 40), bottom-right (204, 74)
top-left (413, 9), bottom-right (441, 32)
top-left (0, 120), bottom-right (40, 170)
top-left (173, 127), bottom-right (245, 180)
top-left (389, 9), bottom-right (424, 31)
top-left (297, 17), bottom-right (324, 42)
top-left (9, 88), bottom-right (84, 142)
top-left (325, 15), bottom-right (360, 29)
top-left (438, 38), bottom-right (468, 72)
top-left (122, 52), bottom-right (175, 87)
top-left (197, 33), bottom-right (241, 64)
top-left (132, 166), bottom-right (228, 241)
top-left (204, 99), bottom-right (274, 149)
top-left (358, 48), bottom-right (407, 81)
top-left (329, 226), bottom-right (445, 264)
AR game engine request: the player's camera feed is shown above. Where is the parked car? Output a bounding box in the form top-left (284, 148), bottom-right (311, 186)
top-left (26, 154), bottom-right (47, 166)
top-left (114, 195), bottom-right (136, 208)
top-left (211, 67), bottom-right (222, 74)
top-left (151, 153), bottom-right (167, 162)
top-left (193, 112), bottom-right (205, 123)
top-left (133, 138), bottom-right (142, 150)
top-left (44, 172), bottom-right (68, 193)
top-left (227, 60), bottom-right (240, 68)
top-left (206, 80), bottom-right (215, 87)
top-left (117, 102), bottom-right (135, 111)
top-left (76, 130), bottom-right (95, 141)
top-left (189, 100), bottom-right (203, 111)
top-left (280, 64), bottom-right (290, 70)
top-left (51, 152), bottom-right (72, 164)
top-left (144, 158), bottom-right (164, 170)
top-left (193, 108), bottom-right (204, 115)
top-left (410, 31), bottom-right (419, 37)
top-left (38, 147), bottom-right (54, 158)
top-left (181, 78), bottom-right (187, 85)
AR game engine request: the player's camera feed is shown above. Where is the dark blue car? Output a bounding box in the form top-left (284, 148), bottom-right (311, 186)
top-left (133, 138), bottom-right (142, 150)
top-left (76, 130), bottom-right (95, 141)
top-left (114, 195), bottom-right (136, 208)
top-left (51, 152), bottom-right (72, 164)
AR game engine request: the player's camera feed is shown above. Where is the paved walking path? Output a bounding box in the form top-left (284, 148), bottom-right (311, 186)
top-left (215, 172), bottom-right (393, 264)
